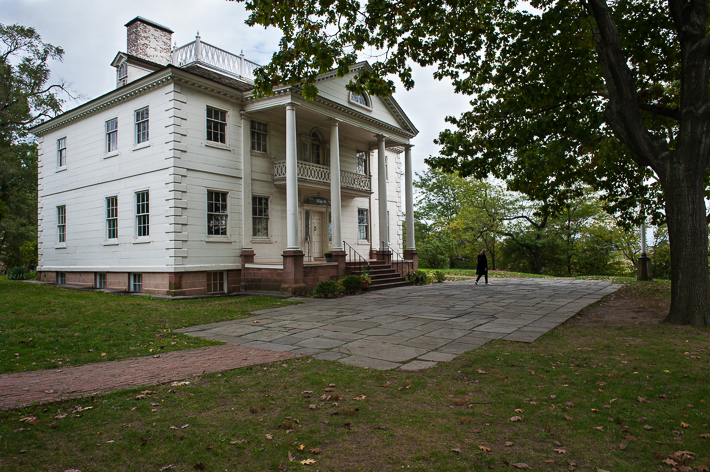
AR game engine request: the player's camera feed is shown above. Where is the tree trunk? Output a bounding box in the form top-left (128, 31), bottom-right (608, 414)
top-left (662, 165), bottom-right (710, 328)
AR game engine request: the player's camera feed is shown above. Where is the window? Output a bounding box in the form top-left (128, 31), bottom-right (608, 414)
top-left (117, 61), bottom-right (127, 86)
top-left (300, 131), bottom-right (328, 165)
top-left (135, 191), bottom-right (149, 237)
top-left (207, 191), bottom-right (228, 236)
top-left (206, 107), bottom-right (227, 144)
top-left (358, 209), bottom-right (369, 241)
top-left (57, 205), bottom-right (66, 243)
top-left (106, 196), bottom-right (118, 240)
top-left (356, 150), bottom-right (367, 175)
top-left (57, 137), bottom-right (67, 167)
top-left (57, 272), bottom-right (66, 285)
top-left (96, 273), bottom-right (107, 289)
top-left (106, 118), bottom-right (118, 153)
top-left (208, 271), bottom-right (225, 294)
top-left (252, 196), bottom-right (269, 237)
top-left (130, 273), bottom-right (143, 292)
top-left (350, 92), bottom-right (370, 107)
top-left (251, 121), bottom-right (267, 152)
top-left (135, 107), bottom-right (149, 144)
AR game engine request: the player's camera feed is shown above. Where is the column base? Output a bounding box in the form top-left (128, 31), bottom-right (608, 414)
top-left (404, 249), bottom-right (419, 271)
top-left (637, 255), bottom-right (652, 281)
top-left (282, 250), bottom-right (305, 294)
top-left (331, 250), bottom-right (347, 278)
top-left (373, 249), bottom-right (392, 264)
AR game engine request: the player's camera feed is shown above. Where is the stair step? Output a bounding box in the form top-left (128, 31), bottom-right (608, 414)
top-left (365, 280), bottom-right (412, 291)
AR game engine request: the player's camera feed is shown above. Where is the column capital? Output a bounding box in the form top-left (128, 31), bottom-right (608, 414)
top-left (404, 143), bottom-right (414, 150)
top-left (240, 110), bottom-right (252, 119)
top-left (284, 102), bottom-right (298, 111)
top-left (375, 134), bottom-right (385, 142)
top-left (325, 117), bottom-right (341, 125)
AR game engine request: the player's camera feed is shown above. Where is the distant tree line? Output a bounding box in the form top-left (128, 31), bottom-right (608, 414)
top-left (411, 169), bottom-right (689, 279)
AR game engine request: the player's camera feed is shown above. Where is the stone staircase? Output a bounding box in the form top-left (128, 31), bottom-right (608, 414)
top-left (346, 259), bottom-right (412, 291)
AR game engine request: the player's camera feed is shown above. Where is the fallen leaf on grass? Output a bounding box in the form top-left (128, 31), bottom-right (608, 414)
top-left (180, 424), bottom-right (189, 429)
top-left (477, 369), bottom-right (488, 374)
top-left (504, 441), bottom-right (514, 447)
top-left (700, 434), bottom-right (710, 439)
top-left (230, 439), bottom-right (246, 444)
top-left (309, 448), bottom-right (321, 454)
top-left (514, 409), bottom-right (524, 413)
top-left (637, 396), bottom-right (649, 403)
top-left (19, 417), bottom-right (38, 425)
top-left (681, 422), bottom-right (690, 428)
top-left (288, 451), bottom-right (294, 462)
top-left (265, 434), bottom-right (273, 440)
top-left (478, 446), bottom-right (491, 452)
top-left (625, 434), bottom-right (638, 441)
top-left (564, 414), bottom-right (573, 421)
top-left (554, 448), bottom-right (567, 454)
top-left (592, 426), bottom-right (604, 431)
top-left (373, 426), bottom-right (387, 430)
top-left (159, 466), bottom-right (175, 471)
top-left (553, 440), bottom-right (562, 446)
top-left (510, 416), bottom-right (522, 422)
top-left (300, 459), bottom-right (316, 465)
top-left (619, 443), bottom-right (627, 450)
top-left (297, 444), bottom-right (305, 451)
top-left (54, 412), bottom-right (67, 419)
top-left (451, 448), bottom-right (461, 453)
top-left (512, 464), bottom-right (529, 469)
top-left (694, 465), bottom-right (709, 472)
top-left (643, 425), bottom-right (653, 430)
top-left (354, 395), bottom-right (366, 401)
top-left (170, 426), bottom-right (178, 430)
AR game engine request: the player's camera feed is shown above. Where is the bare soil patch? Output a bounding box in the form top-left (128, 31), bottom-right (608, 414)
top-left (569, 284), bottom-right (670, 326)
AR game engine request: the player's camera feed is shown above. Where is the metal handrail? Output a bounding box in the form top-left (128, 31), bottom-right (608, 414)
top-left (343, 240), bottom-right (369, 275)
top-left (382, 242), bottom-right (413, 277)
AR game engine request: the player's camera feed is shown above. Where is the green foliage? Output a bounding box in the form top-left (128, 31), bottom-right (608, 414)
top-left (313, 280), bottom-right (343, 297)
top-left (406, 270), bottom-right (428, 285)
top-left (339, 275), bottom-right (362, 294)
top-left (6, 267), bottom-right (28, 280)
top-left (433, 271), bottom-right (446, 283)
top-left (0, 24), bottom-right (66, 268)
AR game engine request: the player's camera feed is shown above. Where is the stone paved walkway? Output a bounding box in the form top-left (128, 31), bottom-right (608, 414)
top-left (179, 278), bottom-right (620, 371)
top-left (0, 345), bottom-right (294, 411)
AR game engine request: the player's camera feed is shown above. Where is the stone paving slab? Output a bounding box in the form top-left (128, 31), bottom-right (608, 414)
top-left (183, 278), bottom-right (620, 370)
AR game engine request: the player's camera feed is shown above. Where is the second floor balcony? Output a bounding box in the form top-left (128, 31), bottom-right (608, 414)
top-left (273, 160), bottom-right (371, 195)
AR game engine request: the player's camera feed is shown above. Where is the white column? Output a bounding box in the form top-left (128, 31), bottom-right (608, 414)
top-left (285, 103), bottom-right (299, 250)
top-left (240, 112), bottom-right (252, 249)
top-left (329, 120), bottom-right (342, 251)
top-left (377, 134), bottom-right (388, 249)
top-left (404, 144), bottom-right (415, 250)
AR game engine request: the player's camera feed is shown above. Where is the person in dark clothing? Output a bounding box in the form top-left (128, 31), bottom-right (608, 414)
top-left (475, 249), bottom-right (489, 285)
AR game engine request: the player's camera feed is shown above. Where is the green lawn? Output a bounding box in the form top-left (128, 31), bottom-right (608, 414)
top-left (0, 279), bottom-right (296, 374)
top-left (0, 278), bottom-right (707, 471)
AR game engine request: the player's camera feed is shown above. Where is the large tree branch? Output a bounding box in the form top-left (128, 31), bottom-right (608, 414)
top-left (584, 0), bottom-right (670, 171)
top-left (638, 103), bottom-right (680, 121)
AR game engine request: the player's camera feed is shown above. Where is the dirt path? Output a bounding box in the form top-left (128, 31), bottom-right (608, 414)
top-left (569, 284), bottom-right (670, 326)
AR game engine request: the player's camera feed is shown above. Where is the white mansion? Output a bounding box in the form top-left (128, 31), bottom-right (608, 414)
top-left (32, 17), bottom-right (418, 295)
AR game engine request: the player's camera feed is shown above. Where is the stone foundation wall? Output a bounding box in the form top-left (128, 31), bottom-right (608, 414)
top-left (244, 268), bottom-right (285, 292)
top-left (33, 270), bottom-right (242, 296)
top-left (303, 264), bottom-right (338, 289)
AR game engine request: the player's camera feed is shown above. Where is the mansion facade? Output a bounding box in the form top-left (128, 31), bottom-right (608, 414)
top-left (32, 17), bottom-right (418, 295)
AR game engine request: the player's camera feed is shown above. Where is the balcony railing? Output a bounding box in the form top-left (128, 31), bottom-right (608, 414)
top-left (171, 36), bottom-right (260, 83)
top-left (273, 160), bottom-right (371, 193)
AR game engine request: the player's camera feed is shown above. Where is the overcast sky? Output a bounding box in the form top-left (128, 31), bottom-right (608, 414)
top-left (2, 0), bottom-right (472, 177)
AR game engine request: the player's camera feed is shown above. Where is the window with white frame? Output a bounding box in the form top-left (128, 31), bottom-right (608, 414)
top-left (206, 107), bottom-right (227, 144)
top-left (57, 272), bottom-right (66, 285)
top-left (106, 118), bottom-right (118, 153)
top-left (356, 150), bottom-right (367, 175)
top-left (130, 273), bottom-right (143, 292)
top-left (57, 137), bottom-right (67, 167)
top-left (208, 271), bottom-right (225, 293)
top-left (251, 121), bottom-right (267, 152)
top-left (135, 107), bottom-right (149, 144)
top-left (252, 196), bottom-right (269, 237)
top-left (349, 91), bottom-right (370, 108)
top-left (117, 61), bottom-right (127, 86)
top-left (57, 205), bottom-right (66, 243)
top-left (358, 209), bottom-right (369, 241)
top-left (207, 190), bottom-right (228, 236)
top-left (106, 196), bottom-right (118, 240)
top-left (96, 273), bottom-right (107, 289)
top-left (135, 191), bottom-right (149, 237)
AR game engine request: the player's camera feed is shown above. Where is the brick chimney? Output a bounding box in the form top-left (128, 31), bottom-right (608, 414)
top-left (125, 17), bottom-right (173, 65)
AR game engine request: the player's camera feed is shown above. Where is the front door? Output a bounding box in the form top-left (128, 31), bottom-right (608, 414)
top-left (311, 212), bottom-right (323, 257)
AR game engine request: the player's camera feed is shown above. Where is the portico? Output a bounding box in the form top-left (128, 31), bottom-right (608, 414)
top-left (239, 91), bottom-right (418, 293)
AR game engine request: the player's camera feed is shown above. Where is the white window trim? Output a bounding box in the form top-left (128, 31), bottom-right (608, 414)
top-left (251, 195), bottom-right (271, 242)
top-left (250, 120), bottom-right (269, 156)
top-left (357, 207), bottom-right (370, 243)
top-left (206, 189), bottom-right (230, 240)
top-left (134, 106), bottom-right (150, 148)
top-left (134, 190), bottom-right (150, 242)
top-left (106, 195), bottom-right (119, 243)
top-left (205, 105), bottom-right (229, 148)
top-left (348, 91), bottom-right (372, 111)
top-left (105, 117), bottom-right (119, 156)
top-left (56, 204), bottom-right (67, 248)
top-left (57, 136), bottom-right (67, 170)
